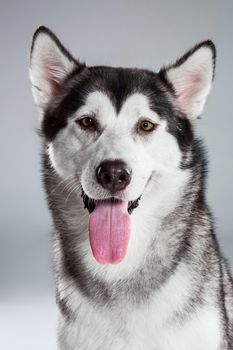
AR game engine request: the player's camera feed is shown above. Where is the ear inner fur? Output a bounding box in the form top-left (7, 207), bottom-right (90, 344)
top-left (159, 41), bottom-right (216, 120)
top-left (29, 26), bottom-right (86, 111)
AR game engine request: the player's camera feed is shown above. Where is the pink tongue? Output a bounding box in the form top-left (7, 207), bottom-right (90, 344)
top-left (89, 200), bottom-right (131, 264)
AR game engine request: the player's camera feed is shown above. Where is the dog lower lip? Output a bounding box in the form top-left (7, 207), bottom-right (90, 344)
top-left (81, 190), bottom-right (141, 214)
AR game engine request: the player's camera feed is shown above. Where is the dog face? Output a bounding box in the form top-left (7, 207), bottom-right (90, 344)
top-left (30, 27), bottom-right (215, 264)
top-left (30, 27), bottom-right (215, 205)
top-left (45, 79), bottom-right (184, 206)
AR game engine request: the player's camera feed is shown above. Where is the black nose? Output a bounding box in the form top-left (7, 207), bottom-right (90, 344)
top-left (96, 160), bottom-right (132, 192)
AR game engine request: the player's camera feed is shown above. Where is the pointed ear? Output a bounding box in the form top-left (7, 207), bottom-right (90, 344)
top-left (29, 26), bottom-right (84, 111)
top-left (159, 41), bottom-right (216, 120)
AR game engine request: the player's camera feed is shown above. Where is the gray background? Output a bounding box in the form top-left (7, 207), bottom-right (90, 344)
top-left (0, 0), bottom-right (232, 349)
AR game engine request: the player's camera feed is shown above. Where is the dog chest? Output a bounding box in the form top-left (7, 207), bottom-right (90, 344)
top-left (58, 286), bottom-right (222, 350)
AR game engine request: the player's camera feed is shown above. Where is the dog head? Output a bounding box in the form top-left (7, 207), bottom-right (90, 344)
top-left (30, 27), bottom-right (216, 264)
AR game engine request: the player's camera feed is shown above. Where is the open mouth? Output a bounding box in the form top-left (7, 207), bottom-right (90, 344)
top-left (81, 190), bottom-right (141, 265)
top-left (81, 190), bottom-right (141, 214)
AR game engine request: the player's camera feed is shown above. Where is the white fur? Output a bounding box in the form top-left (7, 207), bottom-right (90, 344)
top-left (57, 265), bottom-right (221, 350)
top-left (48, 91), bottom-right (186, 201)
top-left (166, 46), bottom-right (214, 120)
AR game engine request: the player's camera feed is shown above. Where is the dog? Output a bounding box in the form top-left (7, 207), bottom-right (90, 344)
top-left (29, 26), bottom-right (233, 349)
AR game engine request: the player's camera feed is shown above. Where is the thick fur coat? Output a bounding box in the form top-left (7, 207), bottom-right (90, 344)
top-left (30, 27), bottom-right (233, 349)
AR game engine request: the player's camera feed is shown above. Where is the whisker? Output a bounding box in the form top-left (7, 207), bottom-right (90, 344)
top-left (142, 175), bottom-right (158, 184)
top-left (65, 184), bottom-right (80, 204)
top-left (62, 178), bottom-right (78, 193)
top-left (51, 174), bottom-right (77, 194)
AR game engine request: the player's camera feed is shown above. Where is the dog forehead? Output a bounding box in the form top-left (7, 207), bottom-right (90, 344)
top-left (82, 91), bottom-right (154, 121)
top-left (119, 93), bottom-right (153, 118)
top-left (82, 91), bottom-right (115, 118)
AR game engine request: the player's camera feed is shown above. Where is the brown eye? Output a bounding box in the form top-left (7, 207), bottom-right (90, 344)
top-left (77, 116), bottom-right (97, 131)
top-left (139, 120), bottom-right (156, 132)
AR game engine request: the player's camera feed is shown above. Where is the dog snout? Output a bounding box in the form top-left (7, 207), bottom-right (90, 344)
top-left (96, 160), bottom-right (132, 192)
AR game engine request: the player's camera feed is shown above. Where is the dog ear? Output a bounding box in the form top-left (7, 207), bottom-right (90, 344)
top-left (29, 26), bottom-right (84, 112)
top-left (159, 41), bottom-right (216, 120)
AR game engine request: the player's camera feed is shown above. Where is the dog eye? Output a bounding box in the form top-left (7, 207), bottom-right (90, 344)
top-left (139, 120), bottom-right (156, 133)
top-left (76, 116), bottom-right (97, 131)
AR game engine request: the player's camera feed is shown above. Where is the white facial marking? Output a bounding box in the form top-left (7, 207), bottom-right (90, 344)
top-left (48, 91), bottom-right (185, 205)
top-left (75, 91), bottom-right (116, 126)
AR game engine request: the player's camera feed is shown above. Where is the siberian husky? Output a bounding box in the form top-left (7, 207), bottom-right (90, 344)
top-left (29, 26), bottom-right (233, 349)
